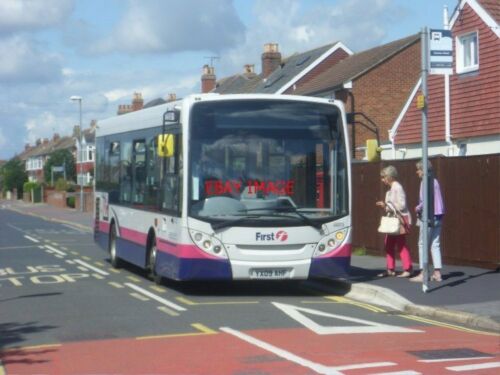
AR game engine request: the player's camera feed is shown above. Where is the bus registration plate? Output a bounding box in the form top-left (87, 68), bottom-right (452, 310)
top-left (250, 268), bottom-right (290, 279)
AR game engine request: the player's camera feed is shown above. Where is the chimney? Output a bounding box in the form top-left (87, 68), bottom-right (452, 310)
top-left (25, 143), bottom-right (31, 151)
top-left (132, 92), bottom-right (144, 111)
top-left (201, 64), bottom-right (216, 93)
top-left (42, 138), bottom-right (49, 145)
top-left (261, 43), bottom-right (281, 78)
top-left (244, 64), bottom-right (256, 76)
top-left (167, 93), bottom-right (177, 102)
top-left (90, 119), bottom-right (97, 129)
top-left (36, 138), bottom-right (42, 146)
top-left (52, 133), bottom-right (60, 142)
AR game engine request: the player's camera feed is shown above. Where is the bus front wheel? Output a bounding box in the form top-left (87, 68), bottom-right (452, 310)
top-left (109, 224), bottom-right (122, 268)
top-left (147, 240), bottom-right (162, 285)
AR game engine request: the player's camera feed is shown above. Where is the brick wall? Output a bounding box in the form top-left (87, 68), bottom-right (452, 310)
top-left (348, 41), bottom-right (421, 158)
top-left (46, 190), bottom-right (67, 209)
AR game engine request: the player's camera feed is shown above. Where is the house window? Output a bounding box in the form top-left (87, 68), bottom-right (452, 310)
top-left (456, 32), bottom-right (478, 74)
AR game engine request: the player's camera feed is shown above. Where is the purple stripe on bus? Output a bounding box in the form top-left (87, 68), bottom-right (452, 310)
top-left (315, 244), bottom-right (352, 258)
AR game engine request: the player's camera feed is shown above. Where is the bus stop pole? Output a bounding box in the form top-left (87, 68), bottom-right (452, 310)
top-left (420, 27), bottom-right (430, 293)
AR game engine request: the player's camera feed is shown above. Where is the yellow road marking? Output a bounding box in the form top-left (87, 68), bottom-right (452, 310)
top-left (82, 256), bottom-right (91, 261)
top-left (71, 251), bottom-right (79, 255)
top-left (109, 268), bottom-right (120, 273)
top-left (94, 261), bottom-right (105, 267)
top-left (326, 296), bottom-right (387, 313)
top-left (191, 323), bottom-right (217, 334)
top-left (176, 296), bottom-right (259, 306)
top-left (150, 285), bottom-right (166, 293)
top-left (0, 360), bottom-right (5, 375)
top-left (400, 314), bottom-right (499, 336)
top-left (130, 292), bottom-right (149, 301)
top-left (127, 276), bottom-right (142, 282)
top-left (108, 281), bottom-right (124, 288)
top-left (136, 323), bottom-right (217, 340)
top-left (157, 306), bottom-right (179, 316)
top-left (92, 274), bottom-right (105, 280)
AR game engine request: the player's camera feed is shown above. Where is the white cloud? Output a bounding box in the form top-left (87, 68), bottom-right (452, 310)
top-left (89, 0), bottom-right (246, 55)
top-left (0, 0), bottom-right (74, 34)
top-left (0, 35), bottom-right (63, 83)
top-left (219, 0), bottom-right (398, 76)
top-left (24, 112), bottom-right (72, 144)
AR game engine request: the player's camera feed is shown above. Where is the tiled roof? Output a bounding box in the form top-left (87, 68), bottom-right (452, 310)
top-left (144, 98), bottom-right (167, 108)
top-left (294, 34), bottom-right (420, 95)
top-left (254, 42), bottom-right (337, 94)
top-left (213, 73), bottom-right (262, 94)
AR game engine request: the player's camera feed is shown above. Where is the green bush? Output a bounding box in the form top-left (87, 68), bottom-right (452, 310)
top-left (66, 196), bottom-right (75, 208)
top-left (55, 178), bottom-right (69, 191)
top-left (23, 181), bottom-right (39, 192)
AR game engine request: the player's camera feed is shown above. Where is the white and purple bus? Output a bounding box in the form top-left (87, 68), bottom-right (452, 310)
top-left (94, 94), bottom-right (351, 282)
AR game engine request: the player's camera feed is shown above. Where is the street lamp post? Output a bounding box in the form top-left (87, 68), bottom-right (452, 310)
top-left (70, 96), bottom-right (84, 212)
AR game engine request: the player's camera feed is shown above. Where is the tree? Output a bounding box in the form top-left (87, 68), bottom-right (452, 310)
top-left (1, 158), bottom-right (27, 196)
top-left (43, 149), bottom-right (76, 185)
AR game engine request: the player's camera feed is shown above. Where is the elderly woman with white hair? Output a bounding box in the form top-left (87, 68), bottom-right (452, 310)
top-left (376, 165), bottom-right (413, 277)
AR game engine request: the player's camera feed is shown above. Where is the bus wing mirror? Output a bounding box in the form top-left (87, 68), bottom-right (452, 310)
top-left (158, 134), bottom-right (175, 157)
top-left (163, 109), bottom-right (180, 124)
top-left (366, 139), bottom-right (381, 162)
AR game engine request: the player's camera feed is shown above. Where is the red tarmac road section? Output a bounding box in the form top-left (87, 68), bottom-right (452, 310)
top-left (1, 326), bottom-right (499, 374)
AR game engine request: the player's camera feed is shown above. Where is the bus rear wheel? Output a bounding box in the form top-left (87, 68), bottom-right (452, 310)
top-left (147, 240), bottom-right (162, 285)
top-left (109, 224), bottom-right (122, 268)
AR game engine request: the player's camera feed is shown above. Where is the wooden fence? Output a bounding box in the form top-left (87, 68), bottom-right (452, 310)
top-left (351, 154), bottom-right (499, 269)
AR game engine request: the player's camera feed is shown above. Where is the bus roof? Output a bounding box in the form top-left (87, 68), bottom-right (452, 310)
top-left (96, 93), bottom-right (343, 138)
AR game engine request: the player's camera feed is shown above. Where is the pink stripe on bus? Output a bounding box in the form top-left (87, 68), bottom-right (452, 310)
top-left (157, 239), bottom-right (219, 260)
top-left (99, 221), bottom-right (110, 233)
top-left (120, 227), bottom-right (148, 245)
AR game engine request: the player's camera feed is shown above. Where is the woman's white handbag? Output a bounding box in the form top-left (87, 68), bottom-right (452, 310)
top-left (378, 215), bottom-right (401, 235)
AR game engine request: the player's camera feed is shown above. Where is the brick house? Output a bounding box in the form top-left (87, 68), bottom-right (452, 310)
top-left (389, 0), bottom-right (499, 159)
top-left (203, 42), bottom-right (353, 94)
top-left (293, 34), bottom-right (421, 160)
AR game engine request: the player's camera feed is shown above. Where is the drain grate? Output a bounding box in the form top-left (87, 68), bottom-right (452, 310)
top-left (407, 348), bottom-right (492, 360)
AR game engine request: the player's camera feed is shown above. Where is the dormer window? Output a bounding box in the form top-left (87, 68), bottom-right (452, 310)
top-left (456, 31), bottom-right (478, 74)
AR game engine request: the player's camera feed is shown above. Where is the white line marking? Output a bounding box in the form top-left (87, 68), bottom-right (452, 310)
top-left (447, 361), bottom-right (500, 371)
top-left (369, 371), bottom-right (421, 375)
top-left (419, 356), bottom-right (493, 363)
top-left (24, 235), bottom-right (39, 243)
top-left (124, 283), bottom-right (186, 312)
top-left (220, 327), bottom-right (395, 375)
top-left (272, 302), bottom-right (422, 334)
top-left (73, 259), bottom-right (109, 276)
top-left (44, 245), bottom-right (66, 256)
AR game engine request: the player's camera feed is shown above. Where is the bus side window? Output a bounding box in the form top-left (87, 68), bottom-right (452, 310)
top-left (108, 140), bottom-right (120, 203)
top-left (120, 140), bottom-right (133, 203)
top-left (161, 133), bottom-right (182, 215)
top-left (132, 139), bottom-right (146, 205)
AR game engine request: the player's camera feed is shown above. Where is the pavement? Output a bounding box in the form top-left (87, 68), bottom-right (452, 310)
top-left (2, 198), bottom-right (499, 333)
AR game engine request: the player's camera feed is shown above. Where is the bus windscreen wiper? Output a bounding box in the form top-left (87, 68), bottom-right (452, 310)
top-left (211, 214), bottom-right (262, 231)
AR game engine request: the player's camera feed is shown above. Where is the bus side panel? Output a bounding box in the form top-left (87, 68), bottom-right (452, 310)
top-left (116, 237), bottom-right (146, 268)
top-left (309, 244), bottom-right (352, 279)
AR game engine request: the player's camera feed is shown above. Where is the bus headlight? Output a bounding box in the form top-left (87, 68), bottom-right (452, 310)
top-left (313, 228), bottom-right (348, 257)
top-left (189, 230), bottom-right (228, 258)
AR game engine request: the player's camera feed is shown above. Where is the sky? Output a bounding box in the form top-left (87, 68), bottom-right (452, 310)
top-left (0, 0), bottom-right (460, 160)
